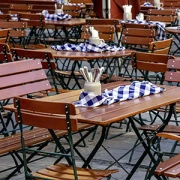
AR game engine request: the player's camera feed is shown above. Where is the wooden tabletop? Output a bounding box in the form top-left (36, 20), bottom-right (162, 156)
top-left (35, 47), bottom-right (134, 60)
top-left (165, 28), bottom-right (180, 34)
top-left (39, 81), bottom-right (180, 126)
top-left (45, 18), bottom-right (86, 27)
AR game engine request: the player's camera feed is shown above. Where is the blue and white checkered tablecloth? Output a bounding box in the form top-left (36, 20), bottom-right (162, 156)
top-left (42, 11), bottom-right (72, 21)
top-left (121, 20), bottom-right (166, 40)
top-left (74, 81), bottom-right (165, 107)
top-left (142, 2), bottom-right (153, 6)
top-left (51, 42), bottom-right (125, 52)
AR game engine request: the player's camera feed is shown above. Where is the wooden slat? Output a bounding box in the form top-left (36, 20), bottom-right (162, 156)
top-left (154, 154), bottom-right (180, 175)
top-left (0, 69), bottom-right (47, 89)
top-left (18, 97), bottom-right (77, 115)
top-left (0, 80), bottom-right (50, 100)
top-left (122, 36), bottom-right (154, 46)
top-left (0, 59), bottom-right (42, 76)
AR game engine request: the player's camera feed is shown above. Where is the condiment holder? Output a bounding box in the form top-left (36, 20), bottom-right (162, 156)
top-left (123, 5), bottom-right (132, 21)
top-left (55, 3), bottom-right (64, 14)
top-left (80, 66), bottom-right (104, 96)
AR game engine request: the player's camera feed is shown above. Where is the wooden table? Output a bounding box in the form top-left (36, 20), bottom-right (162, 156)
top-left (36, 46), bottom-right (134, 60)
top-left (45, 18), bottom-right (86, 43)
top-left (39, 81), bottom-right (180, 179)
top-left (35, 47), bottom-right (134, 89)
top-left (45, 18), bottom-right (86, 27)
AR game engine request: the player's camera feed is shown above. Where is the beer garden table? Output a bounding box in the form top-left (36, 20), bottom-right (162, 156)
top-left (39, 81), bottom-right (180, 179)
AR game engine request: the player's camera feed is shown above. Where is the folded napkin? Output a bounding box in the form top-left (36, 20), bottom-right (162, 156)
top-left (42, 11), bottom-right (72, 21)
top-left (143, 2), bottom-right (153, 6)
top-left (51, 42), bottom-right (125, 52)
top-left (74, 81), bottom-right (165, 107)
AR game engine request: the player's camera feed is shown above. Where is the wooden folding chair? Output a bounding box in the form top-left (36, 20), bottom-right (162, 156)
top-left (15, 97), bottom-right (118, 180)
top-left (17, 13), bottom-right (47, 49)
top-left (0, 59), bottom-right (93, 179)
top-left (148, 38), bottom-right (173, 54)
top-left (144, 59), bottom-right (180, 179)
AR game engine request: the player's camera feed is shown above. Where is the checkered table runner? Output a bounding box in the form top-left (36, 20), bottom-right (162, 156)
top-left (42, 11), bottom-right (72, 21)
top-left (121, 20), bottom-right (166, 40)
top-left (74, 81), bottom-right (165, 107)
top-left (51, 42), bottom-right (125, 52)
top-left (143, 2), bottom-right (153, 6)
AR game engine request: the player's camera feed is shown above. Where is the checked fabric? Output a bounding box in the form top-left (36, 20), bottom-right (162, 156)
top-left (51, 42), bottom-right (125, 52)
top-left (42, 10), bottom-right (72, 21)
top-left (74, 81), bottom-right (165, 107)
top-left (143, 2), bottom-right (153, 6)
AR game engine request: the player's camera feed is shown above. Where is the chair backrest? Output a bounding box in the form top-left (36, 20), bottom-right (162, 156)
top-left (9, 4), bottom-right (33, 11)
top-left (0, 43), bottom-right (13, 62)
top-left (131, 52), bottom-right (174, 73)
top-left (56, 4), bottom-right (82, 17)
top-left (15, 97), bottom-right (77, 131)
top-left (0, 21), bottom-right (28, 47)
top-left (17, 13), bottom-right (46, 28)
top-left (147, 9), bottom-right (177, 16)
top-left (165, 58), bottom-right (180, 83)
top-left (11, 48), bottom-right (59, 93)
top-left (131, 51), bottom-right (175, 84)
top-left (86, 19), bottom-right (121, 40)
top-left (121, 28), bottom-right (155, 50)
top-left (8, 4), bottom-right (33, 15)
top-left (148, 38), bottom-right (173, 54)
top-left (0, 14), bottom-right (12, 21)
top-left (146, 15), bottom-right (177, 23)
top-left (81, 25), bottom-right (115, 43)
top-left (0, 29), bottom-right (10, 43)
top-left (163, 2), bottom-right (180, 8)
top-left (121, 23), bottom-right (151, 29)
top-left (0, 59), bottom-right (51, 100)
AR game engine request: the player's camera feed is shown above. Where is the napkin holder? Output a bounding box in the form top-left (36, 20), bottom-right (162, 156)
top-left (88, 27), bottom-right (105, 45)
top-left (84, 81), bottom-right (101, 96)
top-left (123, 5), bottom-right (132, 21)
top-left (55, 3), bottom-right (64, 14)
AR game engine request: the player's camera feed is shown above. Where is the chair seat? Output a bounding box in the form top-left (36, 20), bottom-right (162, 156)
top-left (32, 163), bottom-right (118, 180)
top-left (139, 124), bottom-right (180, 133)
top-left (154, 154), bottom-right (180, 178)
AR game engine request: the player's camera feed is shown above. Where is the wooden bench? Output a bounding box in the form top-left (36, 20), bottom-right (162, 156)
top-left (0, 59), bottom-right (92, 179)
